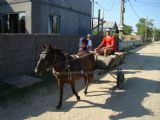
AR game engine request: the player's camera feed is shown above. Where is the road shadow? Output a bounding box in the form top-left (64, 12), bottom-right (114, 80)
top-left (119, 52), bottom-right (160, 71)
top-left (128, 44), bottom-right (147, 53)
top-left (73, 77), bottom-right (160, 119)
top-left (1, 44), bottom-right (160, 119)
top-left (106, 77), bottom-right (160, 120)
top-left (0, 72), bottom-right (159, 119)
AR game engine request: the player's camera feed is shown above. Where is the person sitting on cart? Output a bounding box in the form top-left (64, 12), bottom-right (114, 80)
top-left (86, 34), bottom-right (93, 51)
top-left (78, 37), bottom-right (88, 52)
top-left (78, 34), bottom-right (93, 52)
top-left (94, 28), bottom-right (117, 56)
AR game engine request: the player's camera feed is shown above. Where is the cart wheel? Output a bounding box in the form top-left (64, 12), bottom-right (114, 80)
top-left (117, 71), bottom-right (125, 89)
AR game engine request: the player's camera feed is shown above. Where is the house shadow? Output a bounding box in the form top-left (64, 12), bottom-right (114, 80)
top-left (119, 52), bottom-right (160, 71)
top-left (0, 77), bottom-right (104, 120)
top-left (73, 77), bottom-right (160, 120)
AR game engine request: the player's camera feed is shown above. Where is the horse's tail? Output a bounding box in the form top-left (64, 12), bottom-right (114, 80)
top-left (89, 51), bottom-right (98, 62)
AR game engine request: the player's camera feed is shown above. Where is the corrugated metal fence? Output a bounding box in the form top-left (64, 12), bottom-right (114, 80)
top-left (0, 34), bottom-right (143, 80)
top-left (0, 34), bottom-right (102, 80)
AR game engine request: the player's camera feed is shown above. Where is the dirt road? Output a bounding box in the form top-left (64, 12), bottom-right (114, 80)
top-left (0, 42), bottom-right (160, 120)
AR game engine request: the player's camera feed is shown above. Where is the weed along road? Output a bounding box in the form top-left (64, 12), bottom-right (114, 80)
top-left (0, 42), bottom-right (160, 120)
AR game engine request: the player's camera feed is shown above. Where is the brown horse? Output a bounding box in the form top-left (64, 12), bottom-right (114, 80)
top-left (34, 45), bottom-right (96, 109)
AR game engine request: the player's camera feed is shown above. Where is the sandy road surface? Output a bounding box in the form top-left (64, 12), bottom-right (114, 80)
top-left (0, 42), bottom-right (160, 120)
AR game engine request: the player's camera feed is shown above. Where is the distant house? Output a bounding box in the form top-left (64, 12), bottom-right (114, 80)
top-left (93, 20), bottom-right (118, 33)
top-left (0, 0), bottom-right (91, 35)
top-left (103, 21), bottom-right (118, 32)
top-left (131, 32), bottom-right (137, 35)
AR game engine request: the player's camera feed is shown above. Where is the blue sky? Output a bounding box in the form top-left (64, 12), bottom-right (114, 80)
top-left (93, 0), bottom-right (160, 32)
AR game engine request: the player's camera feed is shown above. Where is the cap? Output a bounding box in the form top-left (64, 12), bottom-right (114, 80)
top-left (106, 28), bottom-right (111, 31)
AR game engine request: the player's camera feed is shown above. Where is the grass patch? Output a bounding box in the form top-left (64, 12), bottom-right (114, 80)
top-left (0, 72), bottom-right (57, 105)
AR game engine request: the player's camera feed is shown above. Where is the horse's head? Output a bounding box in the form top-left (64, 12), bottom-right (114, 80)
top-left (35, 45), bottom-right (65, 76)
top-left (34, 45), bottom-right (55, 76)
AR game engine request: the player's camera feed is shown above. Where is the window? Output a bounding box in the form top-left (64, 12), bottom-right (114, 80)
top-left (0, 12), bottom-right (26, 33)
top-left (48, 15), bottom-right (60, 34)
top-left (19, 13), bottom-right (26, 33)
top-left (2, 14), bottom-right (8, 33)
top-left (0, 15), bottom-right (1, 33)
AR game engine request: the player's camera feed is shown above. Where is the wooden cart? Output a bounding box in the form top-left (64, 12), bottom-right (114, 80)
top-left (96, 52), bottom-right (126, 89)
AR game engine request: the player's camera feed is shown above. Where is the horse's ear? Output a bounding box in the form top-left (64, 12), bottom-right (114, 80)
top-left (43, 45), bottom-right (46, 49)
top-left (48, 44), bottom-right (54, 52)
top-left (54, 46), bottom-right (56, 49)
top-left (48, 44), bottom-right (52, 49)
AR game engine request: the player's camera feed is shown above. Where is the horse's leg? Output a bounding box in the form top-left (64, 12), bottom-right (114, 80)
top-left (84, 73), bottom-right (94, 95)
top-left (88, 73), bottom-right (94, 83)
top-left (84, 74), bottom-right (89, 96)
top-left (56, 81), bottom-right (64, 109)
top-left (84, 78), bottom-right (87, 86)
top-left (71, 82), bottom-right (80, 100)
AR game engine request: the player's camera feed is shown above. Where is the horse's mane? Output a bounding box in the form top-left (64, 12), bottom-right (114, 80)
top-left (54, 48), bottom-right (77, 60)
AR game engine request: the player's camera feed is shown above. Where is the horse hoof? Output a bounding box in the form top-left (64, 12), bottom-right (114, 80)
top-left (77, 96), bottom-right (80, 101)
top-left (84, 92), bottom-right (87, 96)
top-left (56, 105), bottom-right (61, 109)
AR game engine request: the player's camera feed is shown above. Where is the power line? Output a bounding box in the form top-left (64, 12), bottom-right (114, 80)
top-left (94, 0), bottom-right (115, 12)
top-left (127, 0), bottom-right (139, 19)
top-left (135, 1), bottom-right (160, 7)
top-left (136, 0), bottom-right (160, 4)
top-left (107, 0), bottom-right (115, 11)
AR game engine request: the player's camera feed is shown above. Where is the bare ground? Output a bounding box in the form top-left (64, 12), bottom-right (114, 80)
top-left (0, 42), bottom-right (160, 120)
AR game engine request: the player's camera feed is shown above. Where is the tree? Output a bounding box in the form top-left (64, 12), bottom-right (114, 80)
top-left (155, 29), bottom-right (160, 41)
top-left (123, 24), bottom-right (132, 35)
top-left (136, 18), bottom-right (154, 37)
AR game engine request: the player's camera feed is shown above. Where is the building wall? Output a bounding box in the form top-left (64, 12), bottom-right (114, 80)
top-left (32, 0), bottom-right (91, 35)
top-left (0, 0), bottom-right (32, 33)
top-left (0, 0), bottom-right (92, 35)
top-left (0, 0), bottom-right (30, 4)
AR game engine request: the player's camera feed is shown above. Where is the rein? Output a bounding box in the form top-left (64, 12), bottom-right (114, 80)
top-left (46, 50), bottom-right (97, 79)
top-left (50, 54), bottom-right (79, 68)
top-left (51, 53), bottom-right (79, 80)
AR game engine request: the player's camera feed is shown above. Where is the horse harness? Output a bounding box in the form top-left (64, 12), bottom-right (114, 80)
top-left (52, 54), bottom-right (83, 80)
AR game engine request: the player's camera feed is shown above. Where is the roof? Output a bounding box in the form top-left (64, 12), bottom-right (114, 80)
top-left (93, 20), bottom-right (118, 32)
top-left (103, 21), bottom-right (118, 31)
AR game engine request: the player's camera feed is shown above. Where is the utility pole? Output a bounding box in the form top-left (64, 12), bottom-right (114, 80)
top-left (152, 26), bottom-right (156, 45)
top-left (97, 9), bottom-right (101, 34)
top-left (91, 0), bottom-right (94, 32)
top-left (101, 10), bottom-right (104, 33)
top-left (119, 0), bottom-right (125, 39)
top-left (144, 16), bottom-right (148, 44)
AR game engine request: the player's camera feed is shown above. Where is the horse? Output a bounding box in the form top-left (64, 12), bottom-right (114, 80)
top-left (34, 45), bottom-right (96, 109)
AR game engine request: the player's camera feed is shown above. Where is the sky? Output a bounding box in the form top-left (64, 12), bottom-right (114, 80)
top-left (93, 0), bottom-right (160, 32)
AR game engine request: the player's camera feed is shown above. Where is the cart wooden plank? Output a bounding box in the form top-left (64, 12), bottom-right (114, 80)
top-left (96, 52), bottom-right (125, 69)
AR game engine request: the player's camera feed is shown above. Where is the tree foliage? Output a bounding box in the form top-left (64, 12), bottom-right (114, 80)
top-left (155, 29), bottom-right (160, 41)
top-left (123, 24), bottom-right (132, 35)
top-left (136, 18), bottom-right (154, 37)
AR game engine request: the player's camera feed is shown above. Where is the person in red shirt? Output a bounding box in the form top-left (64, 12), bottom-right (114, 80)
top-left (94, 28), bottom-right (117, 56)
